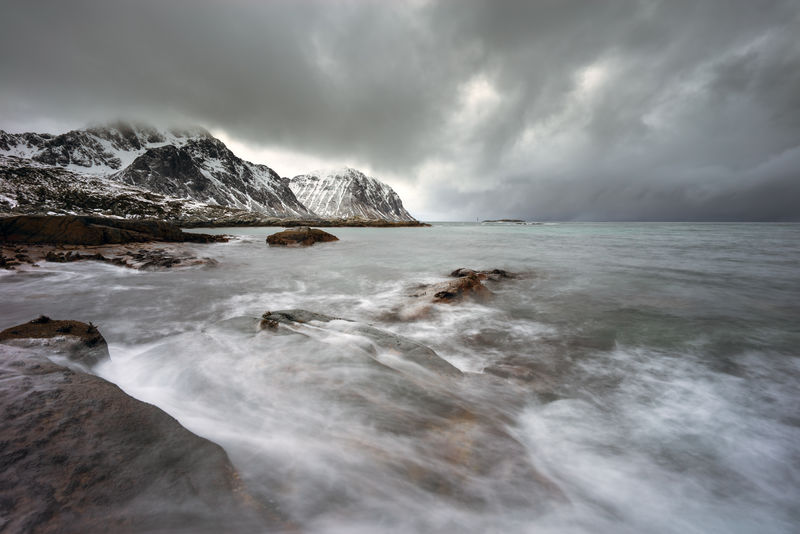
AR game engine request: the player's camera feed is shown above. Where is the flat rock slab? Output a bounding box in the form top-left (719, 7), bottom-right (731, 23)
top-left (266, 226), bottom-right (338, 246)
top-left (0, 316), bottom-right (109, 368)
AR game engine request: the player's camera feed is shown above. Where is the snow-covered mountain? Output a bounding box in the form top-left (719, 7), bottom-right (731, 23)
top-left (1, 122), bottom-right (420, 223)
top-left (290, 168), bottom-right (415, 222)
top-left (0, 122), bottom-right (311, 218)
top-left (0, 155), bottom-right (248, 223)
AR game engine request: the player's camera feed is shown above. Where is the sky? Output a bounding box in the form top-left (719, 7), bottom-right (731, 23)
top-left (1, 0), bottom-right (799, 221)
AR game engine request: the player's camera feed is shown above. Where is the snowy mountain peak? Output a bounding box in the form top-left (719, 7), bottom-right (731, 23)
top-left (290, 168), bottom-right (415, 222)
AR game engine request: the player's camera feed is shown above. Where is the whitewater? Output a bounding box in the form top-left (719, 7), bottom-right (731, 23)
top-left (1, 222), bottom-right (798, 533)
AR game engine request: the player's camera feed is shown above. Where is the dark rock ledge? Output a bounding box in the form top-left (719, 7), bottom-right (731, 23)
top-left (0, 215), bottom-right (225, 270)
top-left (0, 317), bottom-right (291, 533)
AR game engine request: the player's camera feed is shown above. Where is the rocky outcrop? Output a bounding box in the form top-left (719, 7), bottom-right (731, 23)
top-left (0, 316), bottom-right (109, 367)
top-left (0, 215), bottom-right (224, 245)
top-left (0, 325), bottom-right (286, 533)
top-left (266, 226), bottom-right (339, 247)
top-left (289, 168), bottom-right (416, 222)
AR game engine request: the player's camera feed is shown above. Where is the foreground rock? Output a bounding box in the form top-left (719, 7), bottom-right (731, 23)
top-left (0, 323), bottom-right (286, 533)
top-left (0, 315), bottom-right (109, 367)
top-left (266, 226), bottom-right (338, 247)
top-left (0, 214), bottom-right (224, 245)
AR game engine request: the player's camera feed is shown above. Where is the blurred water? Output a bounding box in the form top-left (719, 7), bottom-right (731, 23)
top-left (1, 222), bottom-right (799, 533)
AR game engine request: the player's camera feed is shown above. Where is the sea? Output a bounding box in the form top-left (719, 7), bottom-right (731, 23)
top-left (2, 222), bottom-right (799, 533)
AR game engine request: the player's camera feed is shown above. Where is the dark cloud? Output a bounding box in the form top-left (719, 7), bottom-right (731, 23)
top-left (1, 0), bottom-right (798, 220)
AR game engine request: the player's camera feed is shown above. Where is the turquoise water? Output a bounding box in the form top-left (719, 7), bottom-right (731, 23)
top-left (2, 222), bottom-right (798, 532)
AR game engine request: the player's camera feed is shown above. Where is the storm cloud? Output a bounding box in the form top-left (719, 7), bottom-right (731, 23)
top-left (1, 0), bottom-right (798, 220)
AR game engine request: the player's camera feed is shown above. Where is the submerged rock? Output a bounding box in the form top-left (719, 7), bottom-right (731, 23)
top-left (243, 309), bottom-right (561, 507)
top-left (0, 315), bottom-right (109, 367)
top-left (266, 226), bottom-right (339, 247)
top-left (0, 319), bottom-right (289, 533)
top-left (263, 309), bottom-right (462, 378)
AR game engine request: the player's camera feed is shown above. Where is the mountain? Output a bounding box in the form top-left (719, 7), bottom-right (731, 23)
top-left (0, 155), bottom-right (250, 223)
top-left (289, 168), bottom-right (415, 222)
top-left (1, 122), bottom-right (420, 224)
top-left (0, 122), bottom-right (311, 218)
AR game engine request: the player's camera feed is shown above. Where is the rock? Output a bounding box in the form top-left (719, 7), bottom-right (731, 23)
top-left (2, 242), bottom-right (217, 271)
top-left (450, 268), bottom-right (516, 281)
top-left (416, 273), bottom-right (492, 304)
top-left (0, 316), bottom-right (110, 368)
top-left (266, 226), bottom-right (339, 247)
top-left (0, 344), bottom-right (283, 533)
top-left (263, 309), bottom-right (462, 378)
top-left (0, 215), bottom-right (225, 245)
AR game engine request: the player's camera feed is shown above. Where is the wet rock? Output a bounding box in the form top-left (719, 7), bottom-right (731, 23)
top-left (263, 310), bottom-right (462, 378)
top-left (0, 344), bottom-right (282, 533)
top-left (4, 242), bottom-right (217, 271)
top-left (422, 273), bottom-right (492, 304)
top-left (0, 214), bottom-right (225, 246)
top-left (266, 226), bottom-right (339, 246)
top-left (0, 316), bottom-right (110, 367)
top-left (450, 268), bottom-right (516, 281)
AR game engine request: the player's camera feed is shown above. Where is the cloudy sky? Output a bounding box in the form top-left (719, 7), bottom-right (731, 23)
top-left (2, 0), bottom-right (799, 221)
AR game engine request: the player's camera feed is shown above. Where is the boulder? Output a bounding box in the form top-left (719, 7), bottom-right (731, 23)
top-left (0, 333), bottom-right (286, 533)
top-left (0, 316), bottom-right (109, 368)
top-left (0, 215), bottom-right (224, 245)
top-left (266, 226), bottom-right (338, 247)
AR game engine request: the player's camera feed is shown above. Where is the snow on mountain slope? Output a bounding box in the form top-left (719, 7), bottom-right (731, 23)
top-left (0, 122), bottom-right (312, 218)
top-left (289, 168), bottom-right (415, 222)
top-left (0, 155), bottom-right (248, 222)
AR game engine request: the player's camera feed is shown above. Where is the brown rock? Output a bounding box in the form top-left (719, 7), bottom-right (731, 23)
top-left (429, 273), bottom-right (492, 303)
top-left (0, 316), bottom-right (110, 367)
top-left (266, 226), bottom-right (339, 246)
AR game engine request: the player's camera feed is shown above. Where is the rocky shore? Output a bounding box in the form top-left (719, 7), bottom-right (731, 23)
top-left (0, 215), bottom-right (224, 270)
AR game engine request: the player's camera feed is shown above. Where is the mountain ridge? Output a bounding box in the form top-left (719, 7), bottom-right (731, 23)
top-left (0, 122), bottom-right (419, 224)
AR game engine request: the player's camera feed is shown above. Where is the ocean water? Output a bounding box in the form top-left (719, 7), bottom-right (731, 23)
top-left (2, 222), bottom-right (799, 533)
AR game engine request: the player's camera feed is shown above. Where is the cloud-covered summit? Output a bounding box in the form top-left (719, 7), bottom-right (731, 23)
top-left (1, 0), bottom-right (798, 220)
